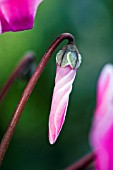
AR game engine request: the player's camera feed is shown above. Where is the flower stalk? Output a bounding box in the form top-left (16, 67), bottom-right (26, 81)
top-left (0, 33), bottom-right (76, 165)
top-left (65, 152), bottom-right (95, 170)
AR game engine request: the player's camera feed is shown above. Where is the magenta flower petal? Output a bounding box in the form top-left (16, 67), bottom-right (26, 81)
top-left (90, 64), bottom-right (113, 170)
top-left (0, 21), bottom-right (2, 34)
top-left (0, 0), bottom-right (42, 33)
top-left (49, 65), bottom-right (76, 144)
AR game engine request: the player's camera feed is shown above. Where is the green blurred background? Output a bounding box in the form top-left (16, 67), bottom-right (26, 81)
top-left (0, 0), bottom-right (113, 169)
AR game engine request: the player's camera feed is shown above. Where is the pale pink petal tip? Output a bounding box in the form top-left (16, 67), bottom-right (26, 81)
top-left (49, 65), bottom-right (76, 144)
top-left (0, 0), bottom-right (43, 33)
top-left (97, 64), bottom-right (113, 107)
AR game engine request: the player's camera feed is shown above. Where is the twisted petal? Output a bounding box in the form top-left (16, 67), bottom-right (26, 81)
top-left (90, 64), bottom-right (113, 170)
top-left (0, 0), bottom-right (42, 33)
top-left (49, 65), bottom-right (76, 144)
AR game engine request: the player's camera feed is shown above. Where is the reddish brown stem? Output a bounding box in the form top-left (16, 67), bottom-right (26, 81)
top-left (0, 51), bottom-right (36, 103)
top-left (0, 33), bottom-right (75, 165)
top-left (65, 152), bottom-right (95, 170)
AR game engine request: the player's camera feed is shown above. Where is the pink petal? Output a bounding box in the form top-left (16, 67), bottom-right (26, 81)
top-left (90, 64), bottom-right (113, 170)
top-left (49, 65), bottom-right (76, 144)
top-left (0, 21), bottom-right (2, 33)
top-left (0, 0), bottom-right (42, 33)
top-left (97, 64), bottom-right (113, 111)
top-left (93, 124), bottom-right (113, 170)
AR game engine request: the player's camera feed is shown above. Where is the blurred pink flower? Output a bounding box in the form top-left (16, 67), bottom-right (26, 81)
top-left (49, 44), bottom-right (82, 144)
top-left (0, 0), bottom-right (42, 33)
top-left (90, 64), bottom-right (113, 170)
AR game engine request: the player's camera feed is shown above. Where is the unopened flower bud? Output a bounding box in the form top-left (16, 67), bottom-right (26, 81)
top-left (49, 43), bottom-right (82, 144)
top-left (18, 51), bottom-right (37, 81)
top-left (56, 44), bottom-right (82, 69)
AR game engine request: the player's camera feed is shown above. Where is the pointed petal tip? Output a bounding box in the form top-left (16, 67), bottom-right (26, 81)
top-left (101, 64), bottom-right (113, 75)
top-left (97, 63), bottom-right (113, 107)
top-left (48, 125), bottom-right (59, 145)
top-left (49, 133), bottom-right (57, 145)
top-left (49, 139), bottom-right (55, 145)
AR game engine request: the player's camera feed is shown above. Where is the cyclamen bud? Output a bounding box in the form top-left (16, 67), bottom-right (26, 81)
top-left (18, 51), bottom-right (37, 81)
top-left (49, 43), bottom-right (82, 144)
top-left (56, 44), bottom-right (82, 69)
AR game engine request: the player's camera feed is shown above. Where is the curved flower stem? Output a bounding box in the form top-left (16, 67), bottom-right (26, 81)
top-left (65, 152), bottom-right (95, 170)
top-left (0, 52), bottom-right (36, 103)
top-left (0, 33), bottom-right (75, 165)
